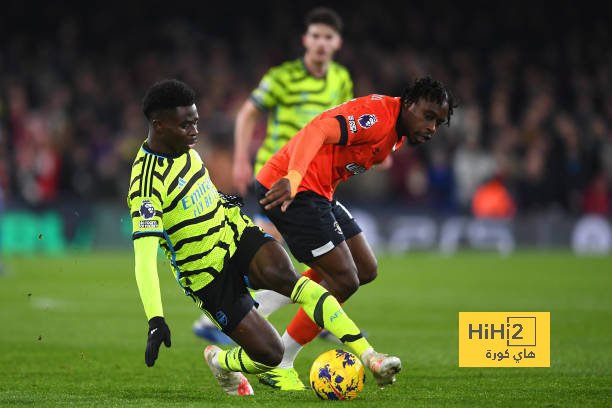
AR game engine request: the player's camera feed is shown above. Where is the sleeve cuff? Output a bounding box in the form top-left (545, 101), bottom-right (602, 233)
top-left (132, 231), bottom-right (165, 240)
top-left (334, 115), bottom-right (349, 145)
top-left (284, 169), bottom-right (303, 198)
top-left (249, 95), bottom-right (268, 111)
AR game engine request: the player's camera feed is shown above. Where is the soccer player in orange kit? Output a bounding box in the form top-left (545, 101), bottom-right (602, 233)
top-left (253, 76), bottom-right (457, 390)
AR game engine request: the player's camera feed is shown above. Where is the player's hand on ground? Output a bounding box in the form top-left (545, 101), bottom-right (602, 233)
top-left (145, 316), bottom-right (171, 367)
top-left (260, 178), bottom-right (294, 212)
top-left (232, 158), bottom-right (253, 196)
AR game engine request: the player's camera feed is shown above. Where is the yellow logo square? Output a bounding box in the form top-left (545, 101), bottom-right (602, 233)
top-left (459, 312), bottom-right (550, 367)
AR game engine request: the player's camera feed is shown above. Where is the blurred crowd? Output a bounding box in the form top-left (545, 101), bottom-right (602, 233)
top-left (1, 1), bottom-right (610, 217)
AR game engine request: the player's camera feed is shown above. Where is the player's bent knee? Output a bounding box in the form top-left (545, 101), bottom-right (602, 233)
top-left (355, 252), bottom-right (378, 285)
top-left (329, 272), bottom-right (359, 303)
top-left (358, 264), bottom-right (378, 285)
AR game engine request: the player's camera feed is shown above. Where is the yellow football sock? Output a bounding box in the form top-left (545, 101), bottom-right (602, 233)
top-left (217, 347), bottom-right (277, 374)
top-left (290, 276), bottom-right (371, 357)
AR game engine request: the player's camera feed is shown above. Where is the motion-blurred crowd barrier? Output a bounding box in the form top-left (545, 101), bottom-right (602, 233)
top-left (351, 210), bottom-right (611, 255)
top-left (1, 205), bottom-right (610, 256)
top-left (0, 205), bottom-right (133, 255)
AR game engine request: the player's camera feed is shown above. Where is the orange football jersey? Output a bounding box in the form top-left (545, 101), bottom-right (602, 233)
top-left (257, 94), bottom-right (404, 200)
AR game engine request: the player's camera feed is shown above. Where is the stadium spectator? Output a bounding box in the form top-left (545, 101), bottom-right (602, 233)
top-left (472, 177), bottom-right (516, 219)
top-left (582, 173), bottom-right (610, 216)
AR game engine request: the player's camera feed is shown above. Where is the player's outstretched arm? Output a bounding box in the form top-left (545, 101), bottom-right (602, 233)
top-left (134, 236), bottom-right (171, 366)
top-left (233, 99), bottom-right (261, 195)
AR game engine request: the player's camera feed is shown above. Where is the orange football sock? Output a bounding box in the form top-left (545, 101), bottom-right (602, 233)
top-left (287, 307), bottom-right (322, 345)
top-left (302, 268), bottom-right (323, 283)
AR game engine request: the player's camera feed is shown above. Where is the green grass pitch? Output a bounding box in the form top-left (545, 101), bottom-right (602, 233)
top-left (0, 251), bottom-right (610, 407)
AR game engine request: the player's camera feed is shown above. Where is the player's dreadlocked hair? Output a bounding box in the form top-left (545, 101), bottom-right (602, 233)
top-left (305, 7), bottom-right (343, 34)
top-left (143, 79), bottom-right (196, 120)
top-left (401, 77), bottom-right (457, 126)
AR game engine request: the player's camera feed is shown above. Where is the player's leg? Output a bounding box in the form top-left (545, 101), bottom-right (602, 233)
top-left (204, 310), bottom-right (279, 395)
top-left (253, 269), bottom-right (320, 318)
top-left (195, 298), bottom-right (274, 395)
top-left (314, 233), bottom-right (377, 343)
top-left (246, 238), bottom-right (401, 389)
top-left (205, 308), bottom-right (285, 393)
top-left (283, 200), bottom-right (377, 352)
top-left (197, 228), bottom-right (284, 395)
top-left (332, 200), bottom-right (378, 286)
top-left (279, 244), bottom-right (358, 350)
top-left (314, 201), bottom-right (378, 342)
top-left (255, 243), bottom-right (358, 387)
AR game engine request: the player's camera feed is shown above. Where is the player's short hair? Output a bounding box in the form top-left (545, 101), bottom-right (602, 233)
top-left (401, 76), bottom-right (458, 126)
top-left (305, 7), bottom-right (343, 34)
top-left (142, 79), bottom-right (196, 120)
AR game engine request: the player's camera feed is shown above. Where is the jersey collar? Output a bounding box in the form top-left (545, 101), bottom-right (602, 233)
top-left (300, 58), bottom-right (327, 79)
top-left (142, 141), bottom-right (185, 159)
